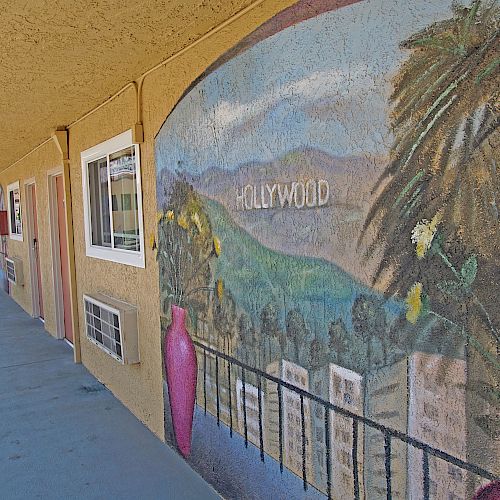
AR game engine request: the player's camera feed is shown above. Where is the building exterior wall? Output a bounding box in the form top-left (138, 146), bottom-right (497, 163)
top-left (0, 0), bottom-right (298, 442)
top-left (1, 1), bottom-right (498, 498)
top-left (0, 139), bottom-right (64, 336)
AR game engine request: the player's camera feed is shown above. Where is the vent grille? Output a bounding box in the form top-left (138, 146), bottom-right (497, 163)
top-left (84, 297), bottom-right (123, 361)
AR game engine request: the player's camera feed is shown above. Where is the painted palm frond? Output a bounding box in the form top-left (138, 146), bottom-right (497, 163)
top-left (363, 0), bottom-right (499, 295)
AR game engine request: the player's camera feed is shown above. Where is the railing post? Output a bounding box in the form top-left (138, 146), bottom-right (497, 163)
top-left (227, 360), bottom-right (233, 437)
top-left (242, 367), bottom-right (248, 448)
top-left (324, 406), bottom-right (332, 499)
top-left (277, 381), bottom-right (284, 473)
top-left (300, 394), bottom-right (308, 491)
top-left (203, 348), bottom-right (207, 414)
top-left (384, 432), bottom-right (392, 500)
top-left (257, 374), bottom-right (264, 462)
top-left (215, 355), bottom-right (220, 426)
top-left (352, 419), bottom-right (360, 500)
top-left (423, 449), bottom-right (430, 500)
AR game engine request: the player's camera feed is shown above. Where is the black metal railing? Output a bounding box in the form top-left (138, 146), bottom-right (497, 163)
top-left (193, 340), bottom-right (498, 499)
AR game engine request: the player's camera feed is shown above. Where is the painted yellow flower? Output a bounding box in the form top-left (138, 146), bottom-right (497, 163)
top-left (149, 233), bottom-right (157, 250)
top-left (166, 210), bottom-right (174, 221)
top-left (156, 211), bottom-right (163, 223)
top-left (411, 212), bottom-right (442, 258)
top-left (216, 279), bottom-right (224, 301)
top-left (177, 213), bottom-right (189, 230)
top-left (406, 282), bottom-right (423, 324)
top-left (213, 236), bottom-right (221, 257)
top-left (191, 212), bottom-right (203, 233)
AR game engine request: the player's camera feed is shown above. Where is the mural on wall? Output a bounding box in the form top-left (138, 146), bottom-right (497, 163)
top-left (155, 0), bottom-right (499, 498)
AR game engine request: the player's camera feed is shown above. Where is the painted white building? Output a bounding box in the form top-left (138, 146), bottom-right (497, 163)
top-left (329, 364), bottom-right (364, 500)
top-left (407, 353), bottom-right (467, 500)
top-left (266, 359), bottom-right (313, 481)
top-left (309, 364), bottom-right (330, 493)
top-left (365, 358), bottom-right (409, 499)
top-left (236, 378), bottom-right (264, 448)
top-left (365, 352), bottom-right (467, 500)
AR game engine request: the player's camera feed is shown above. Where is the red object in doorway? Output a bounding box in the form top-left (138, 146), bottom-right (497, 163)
top-left (0, 210), bottom-right (8, 236)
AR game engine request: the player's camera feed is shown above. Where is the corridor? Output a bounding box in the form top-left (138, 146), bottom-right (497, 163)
top-left (0, 291), bottom-right (219, 500)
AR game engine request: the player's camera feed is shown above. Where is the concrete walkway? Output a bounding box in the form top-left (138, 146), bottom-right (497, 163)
top-left (0, 291), bottom-right (219, 500)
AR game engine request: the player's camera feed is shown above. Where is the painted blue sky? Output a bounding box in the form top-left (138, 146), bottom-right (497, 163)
top-left (155, 0), bottom-right (454, 175)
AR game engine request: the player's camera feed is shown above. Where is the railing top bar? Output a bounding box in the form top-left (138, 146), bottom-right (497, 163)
top-left (193, 340), bottom-right (499, 481)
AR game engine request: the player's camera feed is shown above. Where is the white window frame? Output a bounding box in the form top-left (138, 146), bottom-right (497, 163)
top-left (81, 130), bottom-right (145, 268)
top-left (7, 181), bottom-right (23, 241)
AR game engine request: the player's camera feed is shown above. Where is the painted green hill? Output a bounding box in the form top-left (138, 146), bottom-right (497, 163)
top-left (204, 196), bottom-right (379, 333)
top-left (203, 196), bottom-right (461, 372)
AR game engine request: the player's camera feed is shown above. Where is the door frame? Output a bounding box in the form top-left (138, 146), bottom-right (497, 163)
top-left (48, 169), bottom-right (65, 339)
top-left (24, 178), bottom-right (43, 320)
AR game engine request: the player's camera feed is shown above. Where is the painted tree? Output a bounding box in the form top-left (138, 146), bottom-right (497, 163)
top-left (351, 294), bottom-right (387, 372)
top-left (260, 302), bottom-right (281, 368)
top-left (328, 318), bottom-right (349, 364)
top-left (360, 0), bottom-right (500, 357)
top-left (309, 335), bottom-right (328, 370)
top-left (360, 1), bottom-right (499, 483)
top-left (211, 286), bottom-right (237, 356)
top-left (285, 308), bottom-right (308, 363)
top-left (237, 313), bottom-right (254, 361)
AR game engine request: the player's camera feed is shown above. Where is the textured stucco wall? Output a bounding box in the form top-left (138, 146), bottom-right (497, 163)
top-left (0, 140), bottom-right (63, 336)
top-left (0, 0), bottom-right (299, 441)
top-left (0, 0), bottom-right (261, 171)
top-left (66, 0), bottom-right (297, 441)
top-left (68, 88), bottom-right (166, 438)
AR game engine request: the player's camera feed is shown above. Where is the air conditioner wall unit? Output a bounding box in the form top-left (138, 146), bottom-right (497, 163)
top-left (83, 293), bottom-right (139, 365)
top-left (5, 257), bottom-right (24, 286)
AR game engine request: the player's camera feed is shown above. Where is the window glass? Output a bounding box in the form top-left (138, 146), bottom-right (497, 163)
top-left (109, 147), bottom-right (140, 252)
top-left (9, 186), bottom-right (22, 236)
top-left (88, 157), bottom-right (111, 247)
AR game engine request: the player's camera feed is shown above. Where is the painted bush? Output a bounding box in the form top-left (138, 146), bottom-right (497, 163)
top-left (155, 0), bottom-right (499, 498)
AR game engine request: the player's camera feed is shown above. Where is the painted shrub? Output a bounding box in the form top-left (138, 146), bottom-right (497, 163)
top-left (155, 0), bottom-right (499, 498)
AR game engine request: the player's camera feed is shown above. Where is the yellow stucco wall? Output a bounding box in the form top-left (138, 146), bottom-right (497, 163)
top-left (0, 0), bottom-right (298, 441)
top-left (0, 139), bottom-right (63, 337)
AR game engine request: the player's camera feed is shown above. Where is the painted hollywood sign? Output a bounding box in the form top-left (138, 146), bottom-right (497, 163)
top-left (236, 179), bottom-right (330, 210)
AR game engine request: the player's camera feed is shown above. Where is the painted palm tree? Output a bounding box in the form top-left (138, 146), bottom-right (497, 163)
top-left (362, 1), bottom-right (499, 353)
top-left (363, 0), bottom-right (499, 293)
top-left (361, 2), bottom-right (499, 472)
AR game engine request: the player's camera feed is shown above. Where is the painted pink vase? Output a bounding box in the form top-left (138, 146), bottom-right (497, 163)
top-left (164, 304), bottom-right (197, 458)
top-left (473, 481), bottom-right (500, 500)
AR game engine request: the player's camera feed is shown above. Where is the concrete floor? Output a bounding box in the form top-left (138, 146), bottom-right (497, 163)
top-left (0, 291), bottom-right (219, 500)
